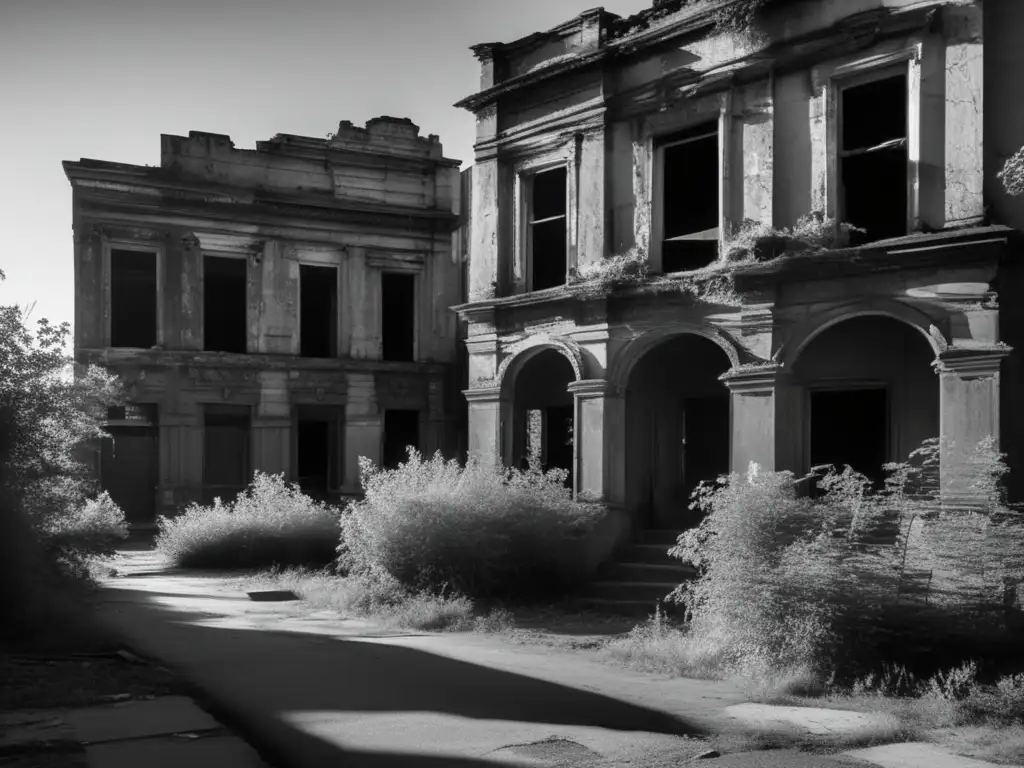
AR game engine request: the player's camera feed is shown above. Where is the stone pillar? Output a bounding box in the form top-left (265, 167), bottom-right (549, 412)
top-left (252, 370), bottom-right (291, 477)
top-left (464, 386), bottom-right (508, 466)
top-left (935, 346), bottom-right (1011, 500)
top-left (568, 380), bottom-right (617, 502)
top-left (343, 372), bottom-right (381, 492)
top-left (721, 364), bottom-right (803, 475)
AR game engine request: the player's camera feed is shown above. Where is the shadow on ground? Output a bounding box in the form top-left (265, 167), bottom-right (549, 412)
top-left (96, 584), bottom-right (708, 767)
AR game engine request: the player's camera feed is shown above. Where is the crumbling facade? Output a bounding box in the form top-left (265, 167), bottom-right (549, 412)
top-left (66, 118), bottom-right (465, 525)
top-left (455, 0), bottom-right (1024, 543)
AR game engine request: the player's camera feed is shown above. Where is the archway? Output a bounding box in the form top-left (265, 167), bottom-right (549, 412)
top-left (509, 348), bottom-right (576, 487)
top-left (624, 334), bottom-right (733, 531)
top-left (792, 315), bottom-right (939, 484)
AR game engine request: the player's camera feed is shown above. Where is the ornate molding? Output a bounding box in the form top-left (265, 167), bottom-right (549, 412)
top-left (720, 363), bottom-right (784, 395)
top-left (496, 333), bottom-right (585, 385)
top-left (463, 386), bottom-right (504, 404)
top-left (567, 379), bottom-right (622, 399)
top-left (934, 345), bottom-right (1012, 379)
top-left (181, 233), bottom-right (201, 253)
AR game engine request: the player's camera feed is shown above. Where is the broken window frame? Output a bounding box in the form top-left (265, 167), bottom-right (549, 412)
top-left (650, 107), bottom-right (727, 276)
top-left (835, 64), bottom-right (912, 242)
top-left (516, 159), bottom-right (573, 294)
top-left (201, 252), bottom-right (249, 354)
top-left (814, 45), bottom-right (925, 236)
top-left (105, 241), bottom-right (163, 349)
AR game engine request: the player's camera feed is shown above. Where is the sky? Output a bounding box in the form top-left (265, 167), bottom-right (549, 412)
top-left (0, 0), bottom-right (650, 342)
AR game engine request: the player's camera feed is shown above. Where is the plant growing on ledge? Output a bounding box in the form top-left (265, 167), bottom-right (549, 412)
top-left (999, 146), bottom-right (1024, 197)
top-left (723, 213), bottom-right (865, 262)
top-left (571, 247), bottom-right (650, 291)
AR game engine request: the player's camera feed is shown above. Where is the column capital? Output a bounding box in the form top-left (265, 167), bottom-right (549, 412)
top-left (934, 345), bottom-right (1012, 379)
top-left (463, 385), bottom-right (505, 404)
top-left (567, 379), bottom-right (621, 399)
top-left (720, 363), bottom-right (785, 395)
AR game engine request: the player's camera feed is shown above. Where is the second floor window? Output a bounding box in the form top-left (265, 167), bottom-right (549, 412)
top-left (110, 249), bottom-right (157, 349)
top-left (203, 255), bottom-right (247, 353)
top-left (299, 264), bottom-right (338, 358)
top-left (659, 122), bottom-right (720, 274)
top-left (839, 71), bottom-right (909, 243)
top-left (526, 166), bottom-right (568, 291)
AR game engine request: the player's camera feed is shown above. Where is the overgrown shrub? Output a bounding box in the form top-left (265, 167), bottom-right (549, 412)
top-left (42, 492), bottom-right (129, 577)
top-left (572, 248), bottom-right (650, 291)
top-left (664, 438), bottom-right (1024, 684)
top-left (723, 213), bottom-right (864, 262)
top-left (156, 472), bottom-right (342, 569)
top-left (1000, 145), bottom-right (1024, 197)
top-left (339, 449), bottom-right (605, 599)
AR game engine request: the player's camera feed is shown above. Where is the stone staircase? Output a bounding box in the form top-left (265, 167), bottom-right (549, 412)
top-left (579, 529), bottom-right (698, 616)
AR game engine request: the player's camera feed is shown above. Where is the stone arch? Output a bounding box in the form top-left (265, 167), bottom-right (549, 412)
top-left (777, 300), bottom-right (948, 369)
top-left (608, 324), bottom-right (744, 392)
top-left (496, 334), bottom-right (585, 396)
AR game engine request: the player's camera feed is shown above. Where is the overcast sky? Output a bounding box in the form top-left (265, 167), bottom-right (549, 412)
top-left (0, 0), bottom-right (649, 342)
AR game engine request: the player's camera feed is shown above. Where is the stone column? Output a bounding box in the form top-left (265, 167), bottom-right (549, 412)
top-left (935, 346), bottom-right (1011, 501)
top-left (252, 370), bottom-right (291, 477)
top-left (721, 364), bottom-right (803, 476)
top-left (567, 380), bottom-right (618, 502)
top-left (343, 372), bottom-right (381, 492)
top-left (464, 386), bottom-right (508, 466)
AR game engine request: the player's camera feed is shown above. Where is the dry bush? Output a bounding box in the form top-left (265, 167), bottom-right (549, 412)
top-left (156, 472), bottom-right (342, 569)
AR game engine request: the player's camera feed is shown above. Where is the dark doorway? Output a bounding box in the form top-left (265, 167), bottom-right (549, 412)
top-left (110, 250), bottom-right (157, 349)
top-left (544, 404), bottom-right (574, 489)
top-left (296, 408), bottom-right (340, 494)
top-left (203, 255), bottom-right (248, 353)
top-left (203, 406), bottom-right (251, 504)
top-left (529, 167), bottom-right (568, 291)
top-left (841, 73), bottom-right (908, 243)
top-left (101, 427), bottom-right (158, 525)
top-left (382, 272), bottom-right (416, 361)
top-left (383, 410), bottom-right (420, 469)
top-left (810, 388), bottom-right (889, 484)
top-left (300, 265), bottom-right (338, 358)
top-left (661, 122), bottom-right (720, 273)
top-left (683, 395), bottom-right (731, 503)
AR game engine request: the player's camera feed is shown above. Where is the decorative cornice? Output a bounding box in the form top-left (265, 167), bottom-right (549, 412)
top-left (720, 363), bottom-right (784, 395)
top-left (934, 345), bottom-right (1013, 379)
top-left (463, 386), bottom-right (505, 403)
top-left (567, 379), bottom-right (621, 399)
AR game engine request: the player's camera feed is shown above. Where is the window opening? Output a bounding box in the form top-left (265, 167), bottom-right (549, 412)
top-left (528, 167), bottom-right (568, 291)
top-left (203, 255), bottom-right (247, 353)
top-left (660, 122), bottom-right (720, 273)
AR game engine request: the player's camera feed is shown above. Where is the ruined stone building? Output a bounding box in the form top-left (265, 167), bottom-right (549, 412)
top-left (65, 118), bottom-right (466, 526)
top-left (455, 0), bottom-right (1024, 549)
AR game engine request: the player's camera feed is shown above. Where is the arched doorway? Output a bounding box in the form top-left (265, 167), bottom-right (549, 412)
top-left (509, 348), bottom-right (576, 487)
top-left (792, 315), bottom-right (939, 483)
top-left (625, 334), bottom-right (732, 530)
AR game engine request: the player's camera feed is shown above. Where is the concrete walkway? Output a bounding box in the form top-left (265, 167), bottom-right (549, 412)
top-left (91, 551), bottom-right (1018, 768)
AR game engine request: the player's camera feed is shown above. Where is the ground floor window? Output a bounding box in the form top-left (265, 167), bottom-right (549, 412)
top-left (383, 410), bottom-right (420, 469)
top-left (203, 405), bottom-right (251, 502)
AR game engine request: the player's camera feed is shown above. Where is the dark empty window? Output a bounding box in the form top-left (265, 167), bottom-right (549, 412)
top-left (383, 410), bottom-right (420, 469)
top-left (841, 73), bottom-right (908, 243)
top-left (810, 388), bottom-right (889, 486)
top-left (296, 407), bottom-right (341, 493)
top-left (204, 255), bottom-right (247, 353)
top-left (203, 406), bottom-right (251, 498)
top-left (110, 249), bottom-right (157, 348)
top-left (529, 167), bottom-right (568, 291)
top-left (661, 123), bottom-right (720, 273)
top-left (382, 272), bottom-right (416, 361)
top-left (300, 265), bottom-right (338, 358)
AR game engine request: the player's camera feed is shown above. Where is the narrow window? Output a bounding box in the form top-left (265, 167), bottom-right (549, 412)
top-left (381, 272), bottom-right (416, 361)
top-left (528, 167), bottom-right (568, 291)
top-left (296, 406), bottom-right (341, 494)
top-left (840, 73), bottom-right (908, 243)
top-left (203, 405), bottom-right (251, 500)
top-left (660, 122), bottom-right (720, 273)
top-left (110, 249), bottom-right (157, 348)
top-left (299, 264), bottom-right (338, 358)
top-left (382, 410), bottom-right (420, 469)
top-left (203, 255), bottom-right (247, 353)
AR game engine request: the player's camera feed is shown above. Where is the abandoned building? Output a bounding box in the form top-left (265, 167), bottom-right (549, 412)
top-left (454, 0), bottom-right (1024, 562)
top-left (65, 117), bottom-right (467, 526)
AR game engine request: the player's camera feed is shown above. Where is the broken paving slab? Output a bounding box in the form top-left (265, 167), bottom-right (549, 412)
top-left (85, 734), bottom-right (269, 768)
top-left (724, 703), bottom-right (893, 736)
top-left (65, 696), bottom-right (220, 744)
top-left (0, 710), bottom-right (76, 749)
top-left (845, 742), bottom-right (1023, 768)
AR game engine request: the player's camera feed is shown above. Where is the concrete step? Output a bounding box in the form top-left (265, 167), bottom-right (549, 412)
top-left (616, 544), bottom-right (679, 567)
top-left (600, 561), bottom-right (697, 584)
top-left (584, 580), bottom-right (680, 603)
top-left (639, 529), bottom-right (685, 547)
